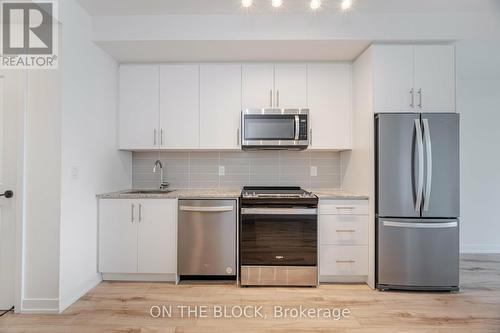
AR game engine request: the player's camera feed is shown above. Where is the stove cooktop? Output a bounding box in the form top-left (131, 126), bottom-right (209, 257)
top-left (242, 186), bottom-right (315, 199)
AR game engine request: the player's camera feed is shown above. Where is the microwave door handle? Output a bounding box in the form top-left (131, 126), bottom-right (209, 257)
top-left (294, 115), bottom-right (300, 140)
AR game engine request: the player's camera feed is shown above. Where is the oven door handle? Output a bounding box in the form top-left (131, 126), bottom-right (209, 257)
top-left (241, 208), bottom-right (318, 215)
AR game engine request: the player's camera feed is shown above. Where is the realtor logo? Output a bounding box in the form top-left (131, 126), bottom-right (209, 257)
top-left (1, 0), bottom-right (58, 69)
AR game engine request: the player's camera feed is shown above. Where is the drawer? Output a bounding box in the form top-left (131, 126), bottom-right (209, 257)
top-left (319, 245), bottom-right (368, 276)
top-left (319, 200), bottom-right (369, 215)
top-left (320, 215), bottom-right (368, 245)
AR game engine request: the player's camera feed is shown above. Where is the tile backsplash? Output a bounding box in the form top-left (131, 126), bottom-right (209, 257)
top-left (132, 151), bottom-right (342, 190)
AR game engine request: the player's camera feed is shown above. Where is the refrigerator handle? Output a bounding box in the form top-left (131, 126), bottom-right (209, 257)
top-left (422, 119), bottom-right (433, 212)
top-left (414, 119), bottom-right (424, 212)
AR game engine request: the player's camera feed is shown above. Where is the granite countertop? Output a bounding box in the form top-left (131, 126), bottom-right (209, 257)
top-left (97, 188), bottom-right (368, 200)
top-left (96, 188), bottom-right (242, 200)
top-left (311, 189), bottom-right (369, 200)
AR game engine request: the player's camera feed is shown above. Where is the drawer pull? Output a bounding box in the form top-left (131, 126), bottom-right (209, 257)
top-left (336, 207), bottom-right (355, 210)
top-left (336, 229), bottom-right (355, 233)
top-left (336, 260), bottom-right (356, 264)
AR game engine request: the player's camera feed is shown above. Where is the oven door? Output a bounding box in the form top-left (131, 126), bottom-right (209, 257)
top-left (240, 207), bottom-right (318, 266)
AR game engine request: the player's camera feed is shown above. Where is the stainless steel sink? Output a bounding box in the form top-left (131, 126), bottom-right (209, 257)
top-left (124, 189), bottom-right (176, 195)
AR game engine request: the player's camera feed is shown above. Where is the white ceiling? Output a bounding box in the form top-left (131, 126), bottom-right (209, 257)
top-left (98, 40), bottom-right (372, 63)
top-left (77, 0), bottom-right (499, 16)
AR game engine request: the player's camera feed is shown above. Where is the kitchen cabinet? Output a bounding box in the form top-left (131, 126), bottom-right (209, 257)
top-left (160, 65), bottom-right (200, 149)
top-left (242, 64), bottom-right (307, 109)
top-left (414, 45), bottom-right (455, 112)
top-left (373, 44), bottom-right (455, 113)
top-left (242, 64), bottom-right (275, 109)
top-left (319, 199), bottom-right (369, 282)
top-left (275, 64), bottom-right (308, 108)
top-left (307, 64), bottom-right (352, 150)
top-left (200, 64), bottom-right (242, 149)
top-left (99, 199), bottom-right (177, 275)
top-left (119, 65), bottom-right (160, 150)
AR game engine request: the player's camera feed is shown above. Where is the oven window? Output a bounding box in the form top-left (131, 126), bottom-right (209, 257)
top-left (240, 214), bottom-right (317, 266)
top-left (244, 115), bottom-right (296, 140)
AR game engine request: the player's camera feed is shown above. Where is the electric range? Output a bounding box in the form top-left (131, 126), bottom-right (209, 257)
top-left (239, 186), bottom-right (319, 287)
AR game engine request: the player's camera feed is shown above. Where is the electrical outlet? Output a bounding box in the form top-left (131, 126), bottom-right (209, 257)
top-left (71, 166), bottom-right (79, 180)
top-left (219, 166), bottom-right (226, 176)
top-left (310, 166), bottom-right (318, 177)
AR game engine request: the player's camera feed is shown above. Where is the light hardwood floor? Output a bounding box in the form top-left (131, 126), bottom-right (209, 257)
top-left (1, 254), bottom-right (499, 333)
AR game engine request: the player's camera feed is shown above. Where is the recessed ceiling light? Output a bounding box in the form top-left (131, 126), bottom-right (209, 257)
top-left (242, 0), bottom-right (253, 8)
top-left (340, 0), bottom-right (353, 10)
top-left (310, 0), bottom-right (322, 10)
top-left (272, 0), bottom-right (283, 8)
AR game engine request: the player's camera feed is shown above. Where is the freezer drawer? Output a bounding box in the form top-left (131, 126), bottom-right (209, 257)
top-left (377, 218), bottom-right (459, 290)
top-left (178, 200), bottom-right (237, 276)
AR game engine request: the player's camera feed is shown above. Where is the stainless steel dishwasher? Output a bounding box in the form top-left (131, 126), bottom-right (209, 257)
top-left (178, 199), bottom-right (237, 277)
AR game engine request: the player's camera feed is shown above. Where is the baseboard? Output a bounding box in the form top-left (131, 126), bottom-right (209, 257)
top-left (460, 244), bottom-right (500, 254)
top-left (102, 273), bottom-right (176, 282)
top-left (59, 274), bottom-right (102, 313)
top-left (22, 298), bottom-right (59, 314)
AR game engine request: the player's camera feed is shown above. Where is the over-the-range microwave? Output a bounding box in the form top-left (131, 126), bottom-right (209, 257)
top-left (241, 109), bottom-right (310, 150)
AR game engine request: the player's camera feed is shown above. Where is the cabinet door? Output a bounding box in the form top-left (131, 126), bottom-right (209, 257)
top-left (137, 199), bottom-right (177, 274)
top-left (373, 45), bottom-right (414, 113)
top-left (119, 65), bottom-right (160, 149)
top-left (242, 64), bottom-right (275, 109)
top-left (414, 45), bottom-right (455, 112)
top-left (200, 64), bottom-right (242, 149)
top-left (275, 64), bottom-right (307, 108)
top-left (99, 200), bottom-right (138, 273)
top-left (307, 64), bottom-right (352, 149)
top-left (160, 65), bottom-right (200, 149)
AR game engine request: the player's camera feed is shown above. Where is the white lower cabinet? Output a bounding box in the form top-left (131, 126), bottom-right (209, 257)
top-left (319, 199), bottom-right (369, 282)
top-left (99, 199), bottom-right (177, 276)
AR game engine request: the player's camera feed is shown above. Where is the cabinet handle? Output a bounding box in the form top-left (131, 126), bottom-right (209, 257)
top-left (237, 128), bottom-right (240, 146)
top-left (409, 88), bottom-right (414, 108)
top-left (131, 204), bottom-right (135, 223)
top-left (153, 129), bottom-right (157, 146)
top-left (336, 229), bottom-right (356, 233)
top-left (417, 88), bottom-right (423, 108)
top-left (336, 260), bottom-right (356, 264)
top-left (160, 129), bottom-right (164, 146)
top-left (310, 128), bottom-right (313, 145)
top-left (276, 90), bottom-right (280, 107)
top-left (269, 89), bottom-right (273, 107)
top-left (336, 206), bottom-right (355, 210)
top-left (138, 204), bottom-right (142, 223)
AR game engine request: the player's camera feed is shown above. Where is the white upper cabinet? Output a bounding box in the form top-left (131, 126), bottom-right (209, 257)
top-left (373, 45), bottom-right (414, 113)
top-left (275, 64), bottom-right (308, 108)
top-left (200, 64), bottom-right (242, 150)
top-left (414, 45), bottom-right (455, 112)
top-left (242, 64), bottom-right (275, 109)
top-left (137, 199), bottom-right (177, 274)
top-left (373, 44), bottom-right (456, 113)
top-left (160, 65), bottom-right (200, 149)
top-left (119, 65), bottom-right (160, 150)
top-left (307, 64), bottom-right (352, 150)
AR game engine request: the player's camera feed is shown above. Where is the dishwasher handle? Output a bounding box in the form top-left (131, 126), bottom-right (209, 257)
top-left (179, 206), bottom-right (234, 213)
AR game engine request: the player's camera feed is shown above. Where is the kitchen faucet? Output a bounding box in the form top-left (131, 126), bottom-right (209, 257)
top-left (153, 160), bottom-right (169, 190)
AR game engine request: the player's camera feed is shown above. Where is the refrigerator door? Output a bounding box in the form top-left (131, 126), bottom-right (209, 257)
top-left (376, 114), bottom-right (422, 218)
top-left (421, 113), bottom-right (460, 218)
top-left (377, 218), bottom-right (459, 290)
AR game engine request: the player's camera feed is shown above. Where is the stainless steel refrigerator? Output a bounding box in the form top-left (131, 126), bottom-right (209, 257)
top-left (376, 113), bottom-right (460, 291)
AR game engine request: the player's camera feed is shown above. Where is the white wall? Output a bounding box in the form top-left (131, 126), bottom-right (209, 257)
top-left (456, 40), bottom-right (500, 253)
top-left (23, 69), bottom-right (62, 313)
top-left (58, 0), bottom-right (132, 312)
